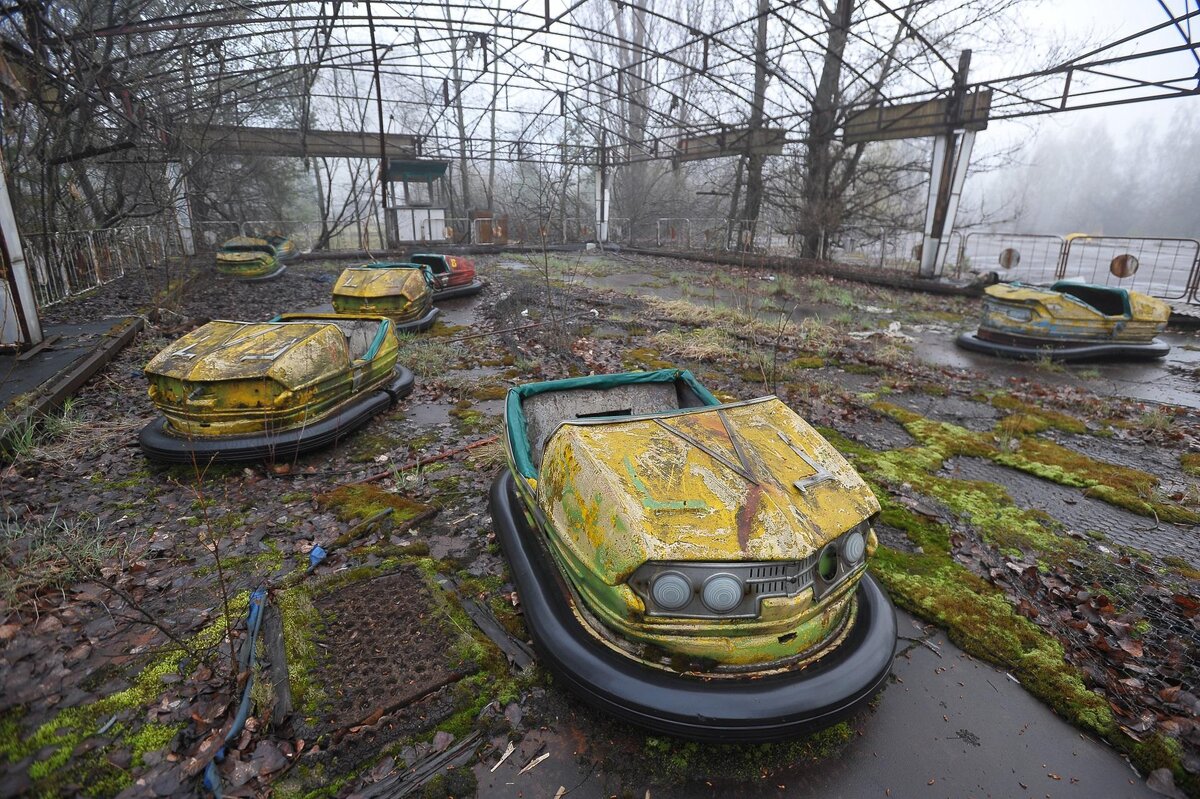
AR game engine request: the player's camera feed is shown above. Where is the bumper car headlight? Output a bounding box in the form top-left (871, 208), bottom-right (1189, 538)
top-left (842, 530), bottom-right (866, 564)
top-left (701, 574), bottom-right (743, 613)
top-left (650, 572), bottom-right (692, 611)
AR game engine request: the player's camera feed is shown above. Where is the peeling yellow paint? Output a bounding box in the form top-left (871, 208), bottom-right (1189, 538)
top-left (332, 266), bottom-right (433, 323)
top-left (144, 315), bottom-right (398, 436)
top-left (981, 283), bottom-right (1169, 343)
top-left (531, 396), bottom-right (880, 666)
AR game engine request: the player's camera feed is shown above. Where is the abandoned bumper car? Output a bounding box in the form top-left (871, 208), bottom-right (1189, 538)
top-left (264, 233), bottom-right (299, 261)
top-left (956, 281), bottom-right (1171, 361)
top-left (331, 263), bottom-right (440, 333)
top-left (214, 236), bottom-right (287, 280)
top-left (489, 369), bottom-right (896, 741)
top-left (409, 252), bottom-right (484, 300)
top-left (139, 314), bottom-right (413, 463)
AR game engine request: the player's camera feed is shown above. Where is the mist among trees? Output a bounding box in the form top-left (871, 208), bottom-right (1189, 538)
top-left (987, 105), bottom-right (1200, 238)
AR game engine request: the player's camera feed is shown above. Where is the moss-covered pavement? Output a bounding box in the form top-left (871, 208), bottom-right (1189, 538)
top-left (1, 251), bottom-right (1197, 797)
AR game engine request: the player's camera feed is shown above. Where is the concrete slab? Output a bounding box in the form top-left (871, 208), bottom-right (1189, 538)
top-left (0, 317), bottom-right (141, 434)
top-left (474, 610), bottom-right (1155, 799)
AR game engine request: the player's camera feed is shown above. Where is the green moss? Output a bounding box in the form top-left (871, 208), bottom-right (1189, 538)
top-left (789, 355), bottom-right (825, 369)
top-left (621, 348), bottom-right (674, 371)
top-left (1181, 453), bottom-right (1200, 478)
top-left (102, 468), bottom-right (152, 490)
top-left (633, 721), bottom-right (854, 783)
top-left (427, 321), bottom-right (468, 338)
top-left (874, 545), bottom-right (1113, 737)
top-left (418, 766), bottom-right (477, 798)
top-left (318, 484), bottom-right (431, 526)
top-left (342, 427), bottom-right (405, 463)
top-left (195, 541), bottom-right (288, 577)
top-left (1162, 555), bottom-right (1200, 580)
top-left (128, 723), bottom-right (179, 765)
top-left (820, 417), bottom-right (1200, 784)
top-left (869, 400), bottom-right (1198, 527)
top-left (277, 586), bottom-right (325, 715)
top-left (988, 393), bottom-right (1088, 434)
top-left (467, 382), bottom-right (508, 401)
top-left (1130, 734), bottom-right (1198, 797)
top-left (1, 593), bottom-right (250, 795)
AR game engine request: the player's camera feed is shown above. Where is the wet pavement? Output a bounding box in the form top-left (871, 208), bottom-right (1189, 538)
top-left (3, 251), bottom-right (1197, 797)
top-left (942, 456), bottom-right (1199, 567)
top-left (553, 252), bottom-right (1200, 410)
top-left (916, 327), bottom-right (1200, 410)
top-left (0, 318), bottom-right (132, 411)
top-left (476, 610), bottom-right (1155, 799)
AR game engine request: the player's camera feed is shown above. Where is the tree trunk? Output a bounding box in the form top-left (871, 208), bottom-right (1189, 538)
top-left (444, 3), bottom-right (472, 227)
top-left (801, 0), bottom-right (853, 258)
top-left (740, 0), bottom-right (771, 239)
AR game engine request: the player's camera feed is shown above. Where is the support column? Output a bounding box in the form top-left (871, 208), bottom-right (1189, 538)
top-left (919, 49), bottom-right (974, 279)
top-left (919, 129), bottom-right (974, 278)
top-left (165, 162), bottom-right (195, 256)
top-left (594, 141), bottom-right (609, 244)
top-left (0, 157), bottom-right (43, 348)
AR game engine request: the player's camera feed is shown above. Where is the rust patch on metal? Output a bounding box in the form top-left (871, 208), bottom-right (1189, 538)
top-left (737, 483), bottom-right (764, 553)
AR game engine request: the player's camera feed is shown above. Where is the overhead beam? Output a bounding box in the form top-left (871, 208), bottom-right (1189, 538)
top-left (843, 90), bottom-right (991, 144)
top-left (170, 124), bottom-right (419, 159)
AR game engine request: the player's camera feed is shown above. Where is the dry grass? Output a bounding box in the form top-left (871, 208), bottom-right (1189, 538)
top-left (0, 399), bottom-right (137, 466)
top-left (644, 297), bottom-right (797, 340)
top-left (0, 511), bottom-right (134, 609)
top-left (648, 328), bottom-right (739, 362)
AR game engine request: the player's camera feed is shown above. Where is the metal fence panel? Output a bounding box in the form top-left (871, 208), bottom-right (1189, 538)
top-left (1060, 236), bottom-right (1199, 300)
top-left (958, 233), bottom-right (1065, 282)
top-left (24, 225), bottom-right (165, 308)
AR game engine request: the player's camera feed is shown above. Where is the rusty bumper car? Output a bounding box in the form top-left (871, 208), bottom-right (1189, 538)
top-left (410, 253), bottom-right (484, 300)
top-left (215, 236), bottom-right (286, 280)
top-left (489, 369), bottom-right (896, 741)
top-left (140, 314), bottom-right (413, 463)
top-left (331, 263), bottom-right (440, 333)
top-left (956, 281), bottom-right (1170, 362)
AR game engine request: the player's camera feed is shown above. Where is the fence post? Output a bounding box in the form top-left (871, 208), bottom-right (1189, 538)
top-left (1186, 252), bottom-right (1200, 304)
top-left (1055, 238), bottom-right (1071, 280)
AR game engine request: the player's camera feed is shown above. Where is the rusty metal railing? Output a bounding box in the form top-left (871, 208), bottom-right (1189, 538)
top-left (24, 225), bottom-right (169, 308)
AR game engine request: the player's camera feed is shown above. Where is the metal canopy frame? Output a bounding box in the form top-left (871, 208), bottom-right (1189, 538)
top-left (2, 1), bottom-right (1196, 168)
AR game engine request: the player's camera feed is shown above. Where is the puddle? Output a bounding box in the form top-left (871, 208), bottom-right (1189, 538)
top-left (404, 401), bottom-right (456, 427)
top-left (496, 260), bottom-right (532, 271)
top-left (916, 325), bottom-right (1200, 410)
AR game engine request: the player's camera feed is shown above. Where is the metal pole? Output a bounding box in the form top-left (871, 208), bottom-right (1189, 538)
top-left (366, 0), bottom-right (391, 248)
top-left (920, 49), bottom-right (972, 278)
top-left (0, 153), bottom-right (43, 348)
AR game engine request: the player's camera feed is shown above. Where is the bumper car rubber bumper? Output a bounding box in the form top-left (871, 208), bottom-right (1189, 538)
top-left (392, 307), bottom-right (441, 334)
top-left (139, 367), bottom-right (414, 464)
top-left (432, 279), bottom-right (485, 301)
top-left (219, 263), bottom-right (288, 282)
top-left (955, 331), bottom-right (1170, 362)
top-left (488, 471), bottom-right (897, 742)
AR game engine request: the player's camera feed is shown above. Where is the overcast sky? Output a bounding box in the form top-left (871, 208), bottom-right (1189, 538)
top-left (958, 0), bottom-right (1200, 232)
